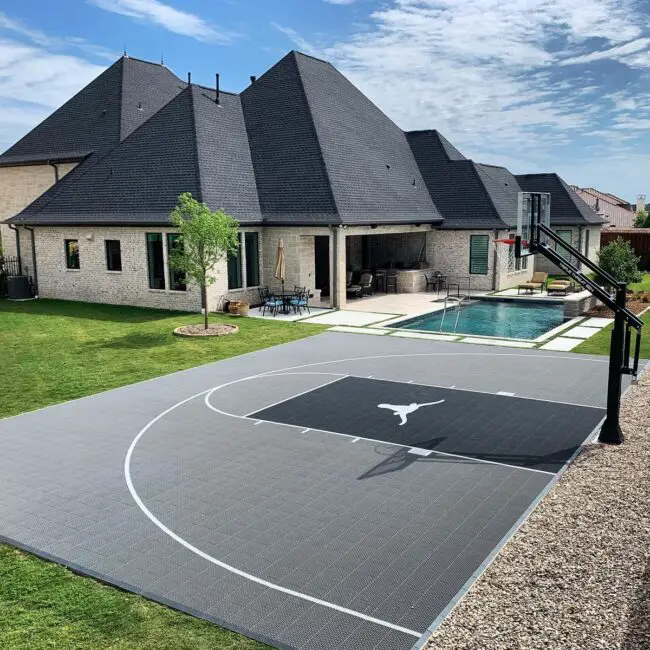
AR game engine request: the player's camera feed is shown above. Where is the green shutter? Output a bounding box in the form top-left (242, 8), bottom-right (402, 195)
top-left (469, 235), bottom-right (489, 275)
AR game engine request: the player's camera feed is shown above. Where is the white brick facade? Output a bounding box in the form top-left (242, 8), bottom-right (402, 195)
top-left (534, 225), bottom-right (601, 275)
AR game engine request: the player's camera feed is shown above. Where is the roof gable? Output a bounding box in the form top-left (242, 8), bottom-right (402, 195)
top-left (192, 87), bottom-right (262, 222)
top-left (516, 173), bottom-right (606, 226)
top-left (0, 59), bottom-right (124, 163)
top-left (241, 52), bottom-right (339, 224)
top-left (15, 88), bottom-right (201, 224)
top-left (407, 131), bottom-right (505, 229)
top-left (295, 53), bottom-right (441, 224)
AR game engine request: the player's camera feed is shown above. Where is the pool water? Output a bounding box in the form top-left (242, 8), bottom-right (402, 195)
top-left (394, 299), bottom-right (565, 340)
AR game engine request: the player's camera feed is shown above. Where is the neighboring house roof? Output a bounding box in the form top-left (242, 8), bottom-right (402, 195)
top-left (571, 186), bottom-right (635, 228)
top-left (581, 187), bottom-right (632, 209)
top-left (11, 86), bottom-right (262, 226)
top-left (516, 174), bottom-right (607, 226)
top-left (406, 130), bottom-right (522, 230)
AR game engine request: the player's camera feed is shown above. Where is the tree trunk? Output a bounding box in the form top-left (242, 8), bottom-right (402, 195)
top-left (202, 283), bottom-right (209, 329)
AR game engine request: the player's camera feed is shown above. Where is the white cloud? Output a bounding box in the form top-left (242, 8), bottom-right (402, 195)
top-left (559, 37), bottom-right (650, 66)
top-left (274, 0), bottom-right (650, 183)
top-left (89, 0), bottom-right (232, 43)
top-left (0, 38), bottom-right (106, 152)
top-left (0, 11), bottom-right (118, 60)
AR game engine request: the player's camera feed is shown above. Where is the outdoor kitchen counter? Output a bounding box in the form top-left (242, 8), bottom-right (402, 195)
top-left (376, 268), bottom-right (428, 293)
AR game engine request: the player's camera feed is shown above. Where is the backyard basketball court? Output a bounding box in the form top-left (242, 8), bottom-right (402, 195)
top-left (0, 332), bottom-right (625, 650)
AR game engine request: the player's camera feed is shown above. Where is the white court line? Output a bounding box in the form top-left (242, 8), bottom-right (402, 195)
top-left (242, 375), bottom-right (347, 418)
top-left (253, 420), bottom-right (263, 426)
top-left (255, 370), bottom-right (604, 411)
top-left (351, 437), bottom-right (360, 443)
top-left (125, 388), bottom-right (422, 639)
top-left (302, 428), bottom-right (310, 434)
top-left (125, 350), bottom-right (614, 641)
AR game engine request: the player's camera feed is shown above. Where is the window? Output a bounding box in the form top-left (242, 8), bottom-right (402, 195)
top-left (244, 232), bottom-right (260, 287)
top-left (105, 240), bottom-right (122, 272)
top-left (167, 233), bottom-right (186, 291)
top-left (65, 239), bottom-right (80, 269)
top-left (469, 235), bottom-right (489, 275)
top-left (556, 229), bottom-right (573, 262)
top-left (227, 235), bottom-right (243, 290)
top-left (146, 233), bottom-right (165, 289)
top-left (507, 232), bottom-right (516, 273)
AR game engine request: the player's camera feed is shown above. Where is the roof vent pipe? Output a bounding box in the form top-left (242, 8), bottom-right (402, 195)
top-left (215, 73), bottom-right (220, 105)
top-left (187, 72), bottom-right (191, 84)
top-left (250, 75), bottom-right (256, 84)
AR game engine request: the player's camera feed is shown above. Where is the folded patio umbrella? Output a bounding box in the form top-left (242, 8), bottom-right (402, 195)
top-left (274, 238), bottom-right (286, 296)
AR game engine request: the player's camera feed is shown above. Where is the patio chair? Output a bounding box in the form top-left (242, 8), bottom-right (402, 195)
top-left (346, 273), bottom-right (373, 299)
top-left (518, 272), bottom-right (548, 295)
top-left (547, 278), bottom-right (574, 296)
top-left (258, 287), bottom-right (283, 316)
top-left (290, 286), bottom-right (311, 315)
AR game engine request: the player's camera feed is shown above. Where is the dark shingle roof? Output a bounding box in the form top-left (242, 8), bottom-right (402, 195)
top-left (407, 130), bottom-right (507, 229)
top-left (10, 86), bottom-right (261, 226)
top-left (240, 52), bottom-right (338, 224)
top-left (294, 53), bottom-right (441, 224)
top-left (516, 173), bottom-right (607, 226)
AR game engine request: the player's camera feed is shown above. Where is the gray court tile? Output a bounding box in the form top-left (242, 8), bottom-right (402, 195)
top-left (0, 333), bottom-right (615, 650)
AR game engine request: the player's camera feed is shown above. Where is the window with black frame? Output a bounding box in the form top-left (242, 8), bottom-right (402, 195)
top-left (65, 239), bottom-right (80, 269)
top-left (167, 233), bottom-right (186, 291)
top-left (105, 240), bottom-right (122, 272)
top-left (244, 232), bottom-right (260, 287)
top-left (146, 233), bottom-right (165, 289)
top-left (227, 235), bottom-right (243, 289)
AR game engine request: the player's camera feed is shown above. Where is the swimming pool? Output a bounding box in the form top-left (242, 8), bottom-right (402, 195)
top-left (392, 299), bottom-right (566, 340)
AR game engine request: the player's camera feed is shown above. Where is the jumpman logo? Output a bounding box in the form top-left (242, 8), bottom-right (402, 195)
top-left (377, 400), bottom-right (445, 426)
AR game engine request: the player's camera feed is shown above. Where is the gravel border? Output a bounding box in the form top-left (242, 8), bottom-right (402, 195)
top-left (424, 369), bottom-right (650, 650)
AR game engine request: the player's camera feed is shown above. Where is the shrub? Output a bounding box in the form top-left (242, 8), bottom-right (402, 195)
top-left (597, 237), bottom-right (642, 284)
top-left (633, 210), bottom-right (650, 228)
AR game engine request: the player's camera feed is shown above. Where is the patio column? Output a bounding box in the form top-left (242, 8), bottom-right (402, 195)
top-left (331, 226), bottom-right (347, 309)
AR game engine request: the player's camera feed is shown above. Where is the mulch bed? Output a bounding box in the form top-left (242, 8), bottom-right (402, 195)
top-left (173, 324), bottom-right (239, 337)
top-left (585, 300), bottom-right (649, 318)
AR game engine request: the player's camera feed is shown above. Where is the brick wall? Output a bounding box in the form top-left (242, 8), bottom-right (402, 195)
top-left (33, 226), bottom-right (202, 310)
top-left (0, 163), bottom-right (77, 257)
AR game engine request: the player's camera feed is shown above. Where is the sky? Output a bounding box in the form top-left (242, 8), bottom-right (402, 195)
top-left (0, 0), bottom-right (649, 202)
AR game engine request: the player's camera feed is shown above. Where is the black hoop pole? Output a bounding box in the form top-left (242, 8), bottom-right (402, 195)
top-left (598, 283), bottom-right (627, 444)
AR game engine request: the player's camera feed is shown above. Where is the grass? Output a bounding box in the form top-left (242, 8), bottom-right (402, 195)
top-left (575, 311), bottom-right (650, 356)
top-left (0, 299), bottom-right (326, 419)
top-left (629, 272), bottom-right (650, 293)
top-left (0, 298), bottom-right (326, 649)
top-left (0, 545), bottom-right (272, 650)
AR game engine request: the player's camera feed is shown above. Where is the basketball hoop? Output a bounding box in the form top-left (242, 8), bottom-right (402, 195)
top-left (494, 238), bottom-right (516, 245)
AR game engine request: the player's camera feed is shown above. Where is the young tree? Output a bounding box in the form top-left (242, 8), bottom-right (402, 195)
top-left (597, 237), bottom-right (642, 285)
top-left (169, 192), bottom-right (240, 329)
top-left (633, 209), bottom-right (650, 228)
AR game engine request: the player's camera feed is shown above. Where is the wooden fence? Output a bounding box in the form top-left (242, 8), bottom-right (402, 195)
top-left (600, 229), bottom-right (650, 271)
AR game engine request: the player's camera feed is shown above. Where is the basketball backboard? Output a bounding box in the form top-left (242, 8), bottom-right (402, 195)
top-left (516, 192), bottom-right (551, 258)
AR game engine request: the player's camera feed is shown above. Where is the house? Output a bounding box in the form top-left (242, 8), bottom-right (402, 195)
top-left (570, 186), bottom-right (640, 228)
top-left (0, 51), bottom-right (605, 311)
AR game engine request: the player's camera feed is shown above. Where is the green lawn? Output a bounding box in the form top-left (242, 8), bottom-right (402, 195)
top-left (629, 272), bottom-right (650, 293)
top-left (0, 299), bottom-right (325, 419)
top-left (0, 299), bottom-right (326, 649)
top-left (575, 311), bottom-right (650, 356)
